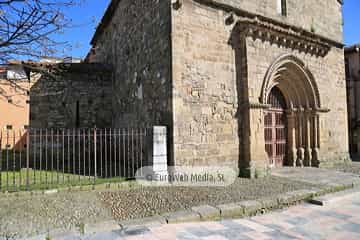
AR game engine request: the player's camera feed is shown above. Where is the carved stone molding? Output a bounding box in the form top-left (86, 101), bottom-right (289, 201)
top-left (316, 107), bottom-right (331, 113)
top-left (248, 102), bottom-right (271, 109)
top-left (236, 18), bottom-right (331, 57)
top-left (286, 107), bottom-right (330, 114)
top-left (195, 0), bottom-right (343, 50)
top-left (172, 0), bottom-right (183, 10)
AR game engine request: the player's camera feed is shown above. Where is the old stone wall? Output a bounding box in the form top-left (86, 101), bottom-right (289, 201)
top-left (91, 0), bottom-right (172, 128)
top-left (29, 64), bottom-right (113, 129)
top-left (197, 0), bottom-right (343, 43)
top-left (171, 0), bottom-right (239, 168)
top-left (171, 0), bottom-right (348, 172)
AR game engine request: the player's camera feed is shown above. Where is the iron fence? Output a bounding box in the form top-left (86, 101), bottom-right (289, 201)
top-left (0, 128), bottom-right (151, 192)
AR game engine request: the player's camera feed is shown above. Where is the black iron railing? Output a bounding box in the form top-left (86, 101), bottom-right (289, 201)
top-left (0, 128), bottom-right (151, 191)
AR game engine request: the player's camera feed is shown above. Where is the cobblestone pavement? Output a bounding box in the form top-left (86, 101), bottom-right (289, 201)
top-left (100, 177), bottom-right (321, 221)
top-left (0, 191), bottom-right (113, 238)
top-left (41, 191), bottom-right (360, 240)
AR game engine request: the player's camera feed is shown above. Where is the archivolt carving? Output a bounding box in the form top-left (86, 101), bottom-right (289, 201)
top-left (260, 54), bottom-right (321, 111)
top-left (260, 54), bottom-right (325, 167)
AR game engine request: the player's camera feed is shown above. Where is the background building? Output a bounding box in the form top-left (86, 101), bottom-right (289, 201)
top-left (0, 57), bottom-right (83, 132)
top-left (345, 44), bottom-right (360, 159)
top-left (0, 57), bottom-right (112, 150)
top-left (0, 63), bottom-right (32, 132)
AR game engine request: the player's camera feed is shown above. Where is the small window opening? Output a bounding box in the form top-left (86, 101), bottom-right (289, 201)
top-left (278, 0), bottom-right (287, 16)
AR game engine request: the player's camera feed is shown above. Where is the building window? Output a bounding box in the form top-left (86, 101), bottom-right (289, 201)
top-left (6, 125), bottom-right (12, 130)
top-left (278, 0), bottom-right (287, 16)
top-left (0, 71), bottom-right (6, 79)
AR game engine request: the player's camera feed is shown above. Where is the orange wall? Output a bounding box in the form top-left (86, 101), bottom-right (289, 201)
top-left (0, 78), bottom-right (32, 149)
top-left (0, 79), bottom-right (31, 130)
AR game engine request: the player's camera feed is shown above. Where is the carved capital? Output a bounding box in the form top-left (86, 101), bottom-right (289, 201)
top-left (248, 102), bottom-right (271, 109)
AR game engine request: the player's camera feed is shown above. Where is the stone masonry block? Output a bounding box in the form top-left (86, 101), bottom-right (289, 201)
top-left (163, 210), bottom-right (201, 224)
top-left (191, 205), bottom-right (221, 221)
top-left (119, 215), bottom-right (167, 229)
top-left (216, 203), bottom-right (245, 219)
top-left (237, 200), bottom-right (262, 216)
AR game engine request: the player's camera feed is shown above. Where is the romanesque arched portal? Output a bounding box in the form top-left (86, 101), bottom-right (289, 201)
top-left (261, 54), bottom-right (322, 167)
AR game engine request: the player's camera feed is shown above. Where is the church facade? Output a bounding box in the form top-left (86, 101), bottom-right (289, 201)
top-left (88, 0), bottom-right (349, 177)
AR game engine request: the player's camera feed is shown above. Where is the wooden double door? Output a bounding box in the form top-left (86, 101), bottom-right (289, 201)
top-left (264, 87), bottom-right (287, 167)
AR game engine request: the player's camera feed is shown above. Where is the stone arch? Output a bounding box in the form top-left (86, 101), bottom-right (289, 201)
top-left (260, 54), bottom-right (321, 110)
top-left (261, 54), bottom-right (321, 167)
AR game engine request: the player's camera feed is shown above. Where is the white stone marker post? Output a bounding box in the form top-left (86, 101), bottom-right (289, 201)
top-left (148, 126), bottom-right (168, 177)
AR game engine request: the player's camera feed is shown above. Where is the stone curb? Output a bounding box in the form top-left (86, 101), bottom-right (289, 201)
top-left (309, 187), bottom-right (360, 206)
top-left (20, 183), bottom-right (359, 239)
top-left (162, 210), bottom-right (201, 224)
top-left (191, 205), bottom-right (221, 221)
top-left (118, 187), bottom-right (342, 230)
top-left (119, 216), bottom-right (167, 228)
top-left (216, 202), bottom-right (245, 218)
top-left (0, 181), bottom-right (139, 198)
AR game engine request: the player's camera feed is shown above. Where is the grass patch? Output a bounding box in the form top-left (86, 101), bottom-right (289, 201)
top-left (0, 169), bottom-right (126, 192)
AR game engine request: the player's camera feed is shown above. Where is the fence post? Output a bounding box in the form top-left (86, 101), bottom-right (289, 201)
top-left (26, 129), bottom-right (30, 190)
top-left (94, 128), bottom-right (97, 184)
top-left (149, 126), bottom-right (168, 178)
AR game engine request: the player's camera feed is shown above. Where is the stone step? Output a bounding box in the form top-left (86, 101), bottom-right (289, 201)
top-left (309, 187), bottom-right (360, 206)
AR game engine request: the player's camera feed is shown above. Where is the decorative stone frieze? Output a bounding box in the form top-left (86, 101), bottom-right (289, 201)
top-left (235, 18), bottom-right (331, 57)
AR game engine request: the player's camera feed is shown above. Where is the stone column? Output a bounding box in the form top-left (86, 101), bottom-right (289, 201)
top-left (286, 110), bottom-right (297, 167)
top-left (304, 109), bottom-right (312, 166)
top-left (311, 113), bottom-right (320, 167)
top-left (245, 104), bottom-right (270, 178)
top-left (296, 109), bottom-right (304, 167)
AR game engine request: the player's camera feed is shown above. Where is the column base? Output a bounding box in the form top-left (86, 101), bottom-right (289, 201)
top-left (239, 164), bottom-right (271, 179)
top-left (296, 148), bottom-right (305, 167)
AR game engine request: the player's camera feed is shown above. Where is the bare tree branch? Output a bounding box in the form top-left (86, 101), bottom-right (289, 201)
top-left (0, 0), bottom-right (82, 63)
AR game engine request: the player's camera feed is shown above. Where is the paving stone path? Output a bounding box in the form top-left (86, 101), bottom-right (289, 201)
top-left (271, 167), bottom-right (360, 187)
top-left (30, 189), bottom-right (360, 240)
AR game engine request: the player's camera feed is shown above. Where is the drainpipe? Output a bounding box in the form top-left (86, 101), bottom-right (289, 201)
top-left (355, 46), bottom-right (360, 154)
top-left (356, 46), bottom-right (359, 124)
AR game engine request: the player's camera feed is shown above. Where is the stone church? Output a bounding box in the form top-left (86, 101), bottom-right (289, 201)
top-left (88, 0), bottom-right (349, 177)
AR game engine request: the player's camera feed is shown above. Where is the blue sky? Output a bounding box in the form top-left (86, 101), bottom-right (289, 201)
top-left (61, 0), bottom-right (360, 59)
top-left (56, 0), bottom-right (111, 58)
top-left (343, 0), bottom-right (360, 46)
